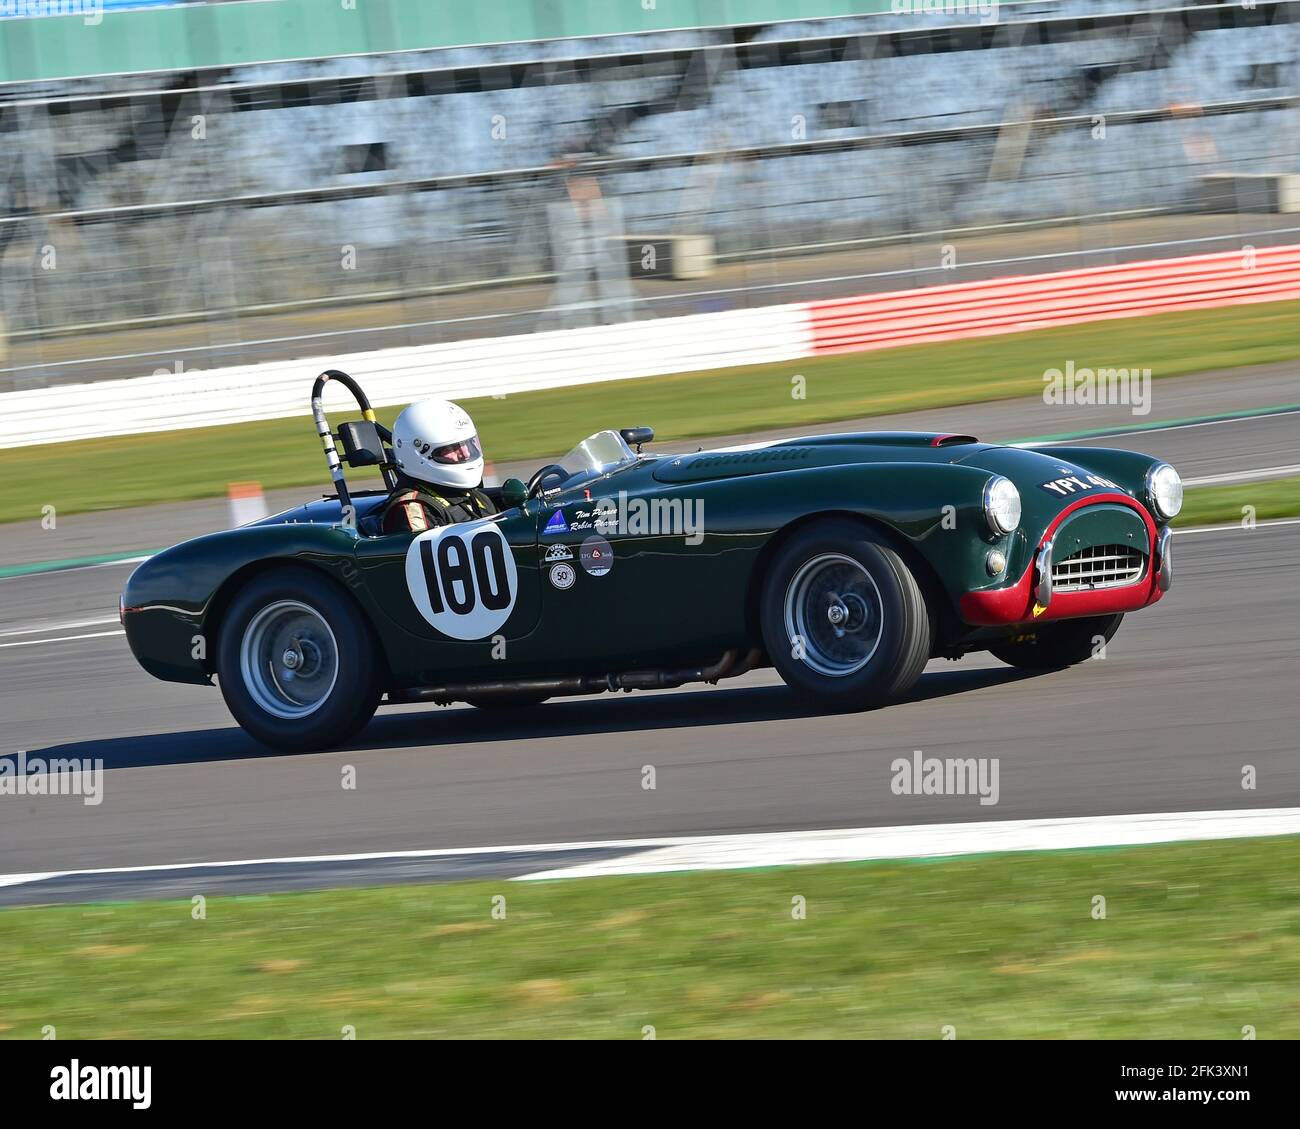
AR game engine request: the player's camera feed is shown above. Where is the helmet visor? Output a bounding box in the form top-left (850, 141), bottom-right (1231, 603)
top-left (430, 435), bottom-right (481, 465)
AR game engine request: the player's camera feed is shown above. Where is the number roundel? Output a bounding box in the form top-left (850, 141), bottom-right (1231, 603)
top-left (404, 520), bottom-right (518, 640)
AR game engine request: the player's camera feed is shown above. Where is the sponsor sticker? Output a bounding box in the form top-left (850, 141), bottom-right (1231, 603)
top-left (549, 562), bottom-right (576, 590)
top-left (543, 543), bottom-right (573, 563)
top-left (543, 510), bottom-right (569, 535)
top-left (579, 535), bottom-right (613, 576)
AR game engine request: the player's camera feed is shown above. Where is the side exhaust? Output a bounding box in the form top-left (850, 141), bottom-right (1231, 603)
top-left (388, 647), bottom-right (766, 706)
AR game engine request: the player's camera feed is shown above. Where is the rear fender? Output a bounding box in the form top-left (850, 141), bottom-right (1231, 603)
top-left (121, 524), bottom-right (370, 685)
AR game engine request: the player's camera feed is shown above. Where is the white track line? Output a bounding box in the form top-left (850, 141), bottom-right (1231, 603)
top-left (1185, 463), bottom-right (1300, 486)
top-left (1016, 407), bottom-right (1300, 446)
top-left (3, 808), bottom-right (1299, 891)
top-left (0, 554), bottom-right (152, 582)
top-left (0, 838), bottom-right (681, 890)
top-left (0, 630), bottom-right (124, 650)
top-left (517, 808), bottom-right (1300, 880)
top-left (0, 615), bottom-right (120, 639)
top-left (1174, 516), bottom-right (1300, 535)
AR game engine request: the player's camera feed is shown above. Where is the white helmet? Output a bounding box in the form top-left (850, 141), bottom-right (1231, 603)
top-left (391, 399), bottom-right (484, 491)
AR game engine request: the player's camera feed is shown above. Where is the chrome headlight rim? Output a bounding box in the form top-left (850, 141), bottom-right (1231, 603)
top-left (983, 475), bottom-right (1022, 536)
top-left (1145, 462), bottom-right (1183, 520)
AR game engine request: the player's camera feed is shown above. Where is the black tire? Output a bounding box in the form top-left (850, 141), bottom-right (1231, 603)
top-left (988, 613), bottom-right (1123, 671)
top-left (463, 693), bottom-right (551, 710)
top-left (759, 519), bottom-right (932, 710)
top-left (216, 566), bottom-right (382, 752)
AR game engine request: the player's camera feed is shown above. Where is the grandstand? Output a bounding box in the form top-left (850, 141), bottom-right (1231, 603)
top-left (0, 0), bottom-right (1297, 382)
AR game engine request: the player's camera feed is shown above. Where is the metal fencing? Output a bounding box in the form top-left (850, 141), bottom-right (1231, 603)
top-left (1, 0), bottom-right (1298, 387)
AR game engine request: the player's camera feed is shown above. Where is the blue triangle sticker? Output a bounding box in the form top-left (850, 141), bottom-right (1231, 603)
top-left (543, 510), bottom-right (569, 535)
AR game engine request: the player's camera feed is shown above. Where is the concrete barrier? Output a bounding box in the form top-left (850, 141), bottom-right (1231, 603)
top-left (1, 243), bottom-right (1296, 449)
top-left (807, 245), bottom-right (1300, 354)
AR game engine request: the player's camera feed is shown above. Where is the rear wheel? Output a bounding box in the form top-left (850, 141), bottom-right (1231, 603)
top-left (988, 613), bottom-right (1123, 670)
top-left (216, 566), bottom-right (382, 752)
top-left (759, 519), bottom-right (932, 710)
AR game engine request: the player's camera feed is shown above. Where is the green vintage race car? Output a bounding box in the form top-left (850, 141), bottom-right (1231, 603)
top-left (121, 370), bottom-right (1181, 751)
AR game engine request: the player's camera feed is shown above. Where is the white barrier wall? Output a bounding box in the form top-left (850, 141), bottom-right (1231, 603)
top-left (4, 242), bottom-right (1297, 449)
top-left (0, 305), bottom-right (813, 449)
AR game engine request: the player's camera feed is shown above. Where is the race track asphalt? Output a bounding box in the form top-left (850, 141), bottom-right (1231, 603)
top-left (2, 520), bottom-right (1297, 881)
top-left (0, 386), bottom-right (1297, 894)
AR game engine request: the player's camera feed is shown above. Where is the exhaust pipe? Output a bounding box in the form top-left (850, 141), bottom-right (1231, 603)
top-left (389, 646), bottom-right (764, 706)
top-left (615, 649), bottom-right (737, 691)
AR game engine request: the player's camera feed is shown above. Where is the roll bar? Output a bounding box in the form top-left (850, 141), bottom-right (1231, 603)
top-left (310, 369), bottom-right (397, 518)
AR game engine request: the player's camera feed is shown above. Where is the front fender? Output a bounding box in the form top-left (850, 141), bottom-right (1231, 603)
top-left (1025, 445), bottom-right (1166, 522)
top-left (720, 461), bottom-right (1011, 606)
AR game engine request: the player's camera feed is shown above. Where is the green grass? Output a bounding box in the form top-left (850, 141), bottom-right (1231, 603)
top-left (1177, 475), bottom-right (1300, 527)
top-left (2, 298), bottom-right (1299, 526)
top-left (3, 836), bottom-right (1300, 1038)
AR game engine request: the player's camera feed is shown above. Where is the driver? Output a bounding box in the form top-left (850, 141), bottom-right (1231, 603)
top-left (380, 399), bottom-right (497, 533)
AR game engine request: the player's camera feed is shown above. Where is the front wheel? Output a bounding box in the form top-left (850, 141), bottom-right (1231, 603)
top-left (759, 520), bottom-right (932, 710)
top-left (216, 566), bottom-right (382, 752)
top-left (988, 613), bottom-right (1123, 670)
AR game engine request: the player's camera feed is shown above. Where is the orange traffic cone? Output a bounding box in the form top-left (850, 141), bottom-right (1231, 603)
top-left (228, 481), bottom-right (268, 527)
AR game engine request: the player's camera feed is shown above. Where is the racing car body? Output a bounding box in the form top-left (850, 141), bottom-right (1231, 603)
top-left (122, 371), bottom-right (1180, 751)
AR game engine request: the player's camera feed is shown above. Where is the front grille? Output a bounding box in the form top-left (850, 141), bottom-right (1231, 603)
top-left (1052, 543), bottom-right (1145, 591)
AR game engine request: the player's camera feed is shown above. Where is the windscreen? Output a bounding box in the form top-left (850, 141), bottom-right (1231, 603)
top-left (557, 430), bottom-right (637, 486)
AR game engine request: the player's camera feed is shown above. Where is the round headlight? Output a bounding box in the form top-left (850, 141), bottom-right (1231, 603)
top-left (1146, 462), bottom-right (1183, 519)
top-left (983, 476), bottom-right (1021, 535)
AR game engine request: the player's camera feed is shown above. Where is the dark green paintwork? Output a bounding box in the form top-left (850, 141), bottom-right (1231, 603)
top-left (121, 431), bottom-right (1170, 690)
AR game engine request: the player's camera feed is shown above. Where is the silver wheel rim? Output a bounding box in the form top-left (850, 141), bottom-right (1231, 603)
top-left (783, 553), bottom-right (884, 677)
top-left (239, 600), bottom-right (339, 720)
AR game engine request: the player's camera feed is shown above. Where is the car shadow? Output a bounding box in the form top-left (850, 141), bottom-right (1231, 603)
top-left (28, 665), bottom-right (1043, 771)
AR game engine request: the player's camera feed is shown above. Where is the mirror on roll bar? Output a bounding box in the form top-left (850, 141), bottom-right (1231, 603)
top-left (619, 426), bottom-right (654, 452)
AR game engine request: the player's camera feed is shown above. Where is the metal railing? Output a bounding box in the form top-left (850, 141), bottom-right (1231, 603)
top-left (0, 0), bottom-right (1297, 387)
